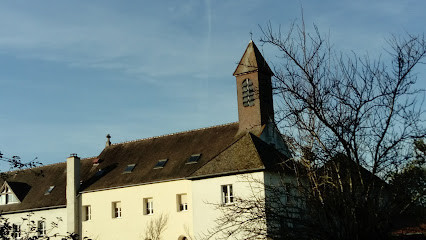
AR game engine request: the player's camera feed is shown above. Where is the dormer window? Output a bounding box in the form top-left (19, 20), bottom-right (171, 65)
top-left (242, 78), bottom-right (254, 107)
top-left (0, 184), bottom-right (19, 205)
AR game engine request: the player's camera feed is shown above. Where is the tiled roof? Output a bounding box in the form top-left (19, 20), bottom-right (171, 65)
top-left (233, 40), bottom-right (273, 76)
top-left (0, 158), bottom-right (95, 213)
top-left (190, 132), bottom-right (290, 178)
top-left (0, 122), bottom-right (288, 213)
top-left (81, 122), bottom-right (241, 191)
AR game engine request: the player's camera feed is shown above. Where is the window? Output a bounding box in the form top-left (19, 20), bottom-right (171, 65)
top-left (284, 184), bottom-right (296, 205)
top-left (144, 198), bottom-right (154, 215)
top-left (186, 154), bottom-right (201, 164)
top-left (242, 78), bottom-right (254, 107)
top-left (83, 205), bottom-right (91, 221)
top-left (154, 159), bottom-right (168, 169)
top-left (94, 168), bottom-right (105, 177)
top-left (221, 184), bottom-right (234, 204)
top-left (123, 164), bottom-right (136, 173)
top-left (44, 186), bottom-right (55, 195)
top-left (177, 194), bottom-right (188, 211)
top-left (112, 202), bottom-right (122, 218)
top-left (37, 220), bottom-right (46, 236)
top-left (12, 224), bottom-right (21, 238)
top-left (0, 185), bottom-right (18, 205)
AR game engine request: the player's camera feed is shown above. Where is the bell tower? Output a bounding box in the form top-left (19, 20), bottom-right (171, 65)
top-left (233, 40), bottom-right (274, 132)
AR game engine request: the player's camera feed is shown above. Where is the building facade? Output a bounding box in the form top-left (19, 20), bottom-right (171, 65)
top-left (0, 41), bottom-right (291, 240)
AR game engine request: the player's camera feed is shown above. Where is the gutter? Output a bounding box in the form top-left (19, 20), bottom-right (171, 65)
top-left (80, 177), bottom-right (187, 194)
top-left (81, 168), bottom-right (267, 193)
top-left (0, 204), bottom-right (66, 214)
top-left (187, 167), bottom-right (265, 180)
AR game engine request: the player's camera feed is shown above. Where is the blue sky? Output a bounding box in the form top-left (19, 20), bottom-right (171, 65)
top-left (0, 0), bottom-right (425, 167)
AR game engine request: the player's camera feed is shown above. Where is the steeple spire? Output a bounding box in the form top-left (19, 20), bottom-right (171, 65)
top-left (233, 40), bottom-right (273, 77)
top-left (234, 41), bottom-right (274, 133)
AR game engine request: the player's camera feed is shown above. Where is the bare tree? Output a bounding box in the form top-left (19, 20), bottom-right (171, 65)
top-left (258, 12), bottom-right (425, 239)
top-left (388, 139), bottom-right (426, 233)
top-left (143, 213), bottom-right (169, 240)
top-left (207, 14), bottom-right (425, 240)
top-left (203, 173), bottom-right (308, 240)
top-left (0, 212), bottom-right (90, 240)
top-left (0, 151), bottom-right (41, 179)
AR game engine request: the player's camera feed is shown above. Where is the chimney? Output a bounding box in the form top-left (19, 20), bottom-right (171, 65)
top-left (106, 134), bottom-right (111, 147)
top-left (66, 153), bottom-right (80, 236)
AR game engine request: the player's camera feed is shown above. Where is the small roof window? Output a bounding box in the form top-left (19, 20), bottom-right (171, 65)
top-left (123, 164), bottom-right (136, 174)
top-left (94, 168), bottom-right (105, 177)
top-left (154, 159), bottom-right (168, 169)
top-left (44, 186), bottom-right (55, 195)
top-left (92, 158), bottom-right (103, 165)
top-left (186, 154), bottom-right (201, 164)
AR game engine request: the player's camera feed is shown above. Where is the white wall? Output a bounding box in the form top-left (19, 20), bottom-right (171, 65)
top-left (2, 207), bottom-right (66, 239)
top-left (191, 172), bottom-right (266, 240)
top-left (2, 171), bottom-right (273, 240)
top-left (81, 180), bottom-right (193, 240)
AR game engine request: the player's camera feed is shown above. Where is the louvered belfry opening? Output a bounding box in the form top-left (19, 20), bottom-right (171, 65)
top-left (242, 78), bottom-right (255, 107)
top-left (234, 40), bottom-right (274, 132)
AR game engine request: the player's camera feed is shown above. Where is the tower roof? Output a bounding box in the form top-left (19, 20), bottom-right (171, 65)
top-left (233, 40), bottom-right (273, 76)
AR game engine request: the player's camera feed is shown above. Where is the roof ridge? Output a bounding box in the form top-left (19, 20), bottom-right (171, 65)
top-left (1, 156), bottom-right (97, 174)
top-left (247, 133), bottom-right (266, 165)
top-left (111, 122), bottom-right (239, 146)
top-left (30, 156), bottom-right (97, 170)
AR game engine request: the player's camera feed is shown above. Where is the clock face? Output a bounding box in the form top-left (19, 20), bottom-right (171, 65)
top-left (242, 78), bottom-right (254, 107)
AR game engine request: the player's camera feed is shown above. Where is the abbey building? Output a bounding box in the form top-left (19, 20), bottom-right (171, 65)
top-left (0, 41), bottom-right (291, 240)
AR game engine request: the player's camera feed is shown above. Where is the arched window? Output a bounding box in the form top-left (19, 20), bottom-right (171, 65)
top-left (178, 236), bottom-right (188, 240)
top-left (242, 78), bottom-right (254, 107)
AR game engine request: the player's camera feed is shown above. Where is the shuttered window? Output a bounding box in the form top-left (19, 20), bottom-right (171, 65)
top-left (178, 194), bottom-right (188, 211)
top-left (112, 201), bottom-right (122, 218)
top-left (242, 78), bottom-right (255, 107)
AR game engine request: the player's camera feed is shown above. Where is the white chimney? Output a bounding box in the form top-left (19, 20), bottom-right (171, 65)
top-left (66, 153), bottom-right (80, 236)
